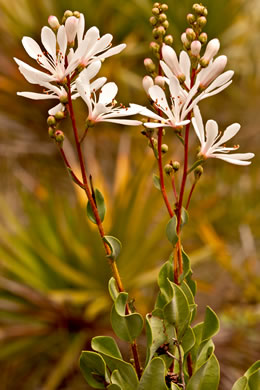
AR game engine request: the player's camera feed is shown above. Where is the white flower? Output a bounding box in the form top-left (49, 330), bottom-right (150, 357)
top-left (142, 75), bottom-right (154, 95)
top-left (160, 45), bottom-right (189, 84)
top-left (200, 38), bottom-right (220, 65)
top-left (76, 73), bottom-right (142, 126)
top-left (14, 25), bottom-right (78, 84)
top-left (190, 40), bottom-right (202, 56)
top-left (65, 16), bottom-right (79, 44)
top-left (17, 61), bottom-right (106, 115)
top-left (192, 106), bottom-right (254, 166)
top-left (141, 77), bottom-right (191, 129)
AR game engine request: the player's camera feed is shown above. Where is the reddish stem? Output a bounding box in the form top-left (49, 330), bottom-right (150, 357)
top-left (171, 175), bottom-right (179, 203)
top-left (186, 181), bottom-right (197, 210)
top-left (59, 147), bottom-right (84, 188)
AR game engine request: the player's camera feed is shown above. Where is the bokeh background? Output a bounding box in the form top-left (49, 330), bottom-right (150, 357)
top-left (0, 0), bottom-right (259, 389)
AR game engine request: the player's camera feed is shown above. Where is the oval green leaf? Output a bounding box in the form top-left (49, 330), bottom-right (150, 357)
top-left (103, 235), bottom-right (122, 260)
top-left (166, 216), bottom-right (178, 246)
top-left (86, 189), bottom-right (106, 224)
top-left (80, 351), bottom-right (108, 389)
top-left (137, 357), bottom-right (168, 390)
top-left (231, 376), bottom-right (248, 390)
top-left (186, 354), bottom-right (220, 390)
top-left (201, 307), bottom-right (220, 342)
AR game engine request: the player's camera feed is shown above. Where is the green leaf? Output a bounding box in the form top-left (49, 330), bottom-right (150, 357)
top-left (91, 336), bottom-right (139, 390)
top-left (166, 216), bottom-right (178, 246)
top-left (153, 174), bottom-right (161, 190)
top-left (171, 384), bottom-right (181, 390)
top-left (180, 250), bottom-right (192, 282)
top-left (103, 236), bottom-right (122, 260)
top-left (231, 376), bottom-right (248, 390)
top-left (108, 277), bottom-right (119, 302)
top-left (92, 336), bottom-right (122, 360)
top-left (186, 354), bottom-right (220, 390)
top-left (137, 357), bottom-right (168, 390)
top-left (195, 340), bottom-right (214, 372)
top-left (164, 282), bottom-right (191, 340)
top-left (158, 260), bottom-right (174, 304)
top-left (248, 368), bottom-right (260, 390)
top-left (201, 307), bottom-right (220, 342)
top-left (86, 189), bottom-right (106, 224)
top-left (80, 351), bottom-right (108, 389)
top-left (111, 293), bottom-right (143, 342)
top-left (67, 167), bottom-right (85, 189)
top-left (181, 207), bottom-right (189, 227)
top-left (107, 384), bottom-right (122, 390)
top-left (180, 281), bottom-right (195, 306)
top-left (182, 326), bottom-right (195, 355)
top-left (245, 361), bottom-right (260, 378)
top-left (111, 369), bottom-right (136, 390)
top-left (186, 273), bottom-right (197, 297)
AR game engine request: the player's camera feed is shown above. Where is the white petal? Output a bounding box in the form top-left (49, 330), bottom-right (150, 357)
top-left (204, 120), bottom-right (219, 151)
top-left (14, 58), bottom-right (54, 83)
top-left (77, 14), bottom-right (85, 43)
top-left (92, 102), bottom-right (107, 119)
top-left (88, 33), bottom-right (113, 58)
top-left (144, 122), bottom-right (169, 128)
top-left (149, 85), bottom-right (172, 118)
top-left (169, 76), bottom-right (182, 99)
top-left (17, 91), bottom-right (58, 100)
top-left (57, 25), bottom-right (67, 56)
top-left (49, 103), bottom-right (64, 115)
top-left (200, 80), bottom-right (232, 100)
top-left (95, 43), bottom-right (126, 60)
top-left (99, 82), bottom-right (118, 105)
top-left (162, 44), bottom-right (182, 77)
top-left (211, 153), bottom-right (254, 165)
top-left (214, 123), bottom-right (240, 147)
top-left (179, 51), bottom-right (191, 87)
top-left (83, 61), bottom-right (102, 80)
top-left (22, 37), bottom-right (42, 60)
top-left (139, 107), bottom-right (164, 121)
top-left (102, 104), bottom-right (142, 119)
top-left (192, 105), bottom-right (205, 144)
top-left (90, 77), bottom-right (107, 92)
top-left (41, 26), bottom-right (56, 59)
top-left (65, 16), bottom-right (78, 43)
top-left (103, 119), bottom-right (142, 126)
top-left (76, 78), bottom-right (92, 115)
top-left (160, 60), bottom-right (174, 80)
top-left (204, 70), bottom-right (234, 94)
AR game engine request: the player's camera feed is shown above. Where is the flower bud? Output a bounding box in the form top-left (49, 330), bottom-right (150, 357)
top-left (187, 13), bottom-right (195, 24)
top-left (153, 2), bottom-right (160, 7)
top-left (148, 137), bottom-right (158, 148)
top-left (65, 16), bottom-right (78, 45)
top-left (157, 26), bottom-right (166, 36)
top-left (197, 16), bottom-right (207, 28)
top-left (186, 28), bottom-right (196, 41)
top-left (149, 16), bottom-right (157, 26)
top-left (144, 58), bottom-right (156, 73)
top-left (200, 38), bottom-right (220, 66)
top-left (161, 144), bottom-right (168, 154)
top-left (143, 75), bottom-right (154, 95)
top-left (55, 111), bottom-right (66, 120)
top-left (73, 11), bottom-right (81, 18)
top-left (164, 34), bottom-right (173, 45)
top-left (47, 115), bottom-right (56, 126)
top-left (55, 130), bottom-right (65, 145)
top-left (64, 10), bottom-right (73, 18)
top-left (199, 32), bottom-right (207, 44)
top-left (161, 4), bottom-right (168, 11)
top-left (48, 127), bottom-right (56, 138)
top-left (162, 20), bottom-right (169, 29)
top-left (154, 75), bottom-right (165, 88)
top-left (152, 7), bottom-right (160, 16)
top-left (172, 161), bottom-right (180, 171)
top-left (181, 33), bottom-right (190, 49)
top-left (48, 15), bottom-right (60, 30)
top-left (162, 45), bottom-right (185, 80)
top-left (194, 165), bottom-right (203, 180)
top-left (150, 41), bottom-right (160, 53)
top-left (190, 40), bottom-right (201, 56)
top-left (159, 13), bottom-right (167, 22)
top-left (192, 4), bottom-right (205, 15)
top-left (164, 164), bottom-right (173, 175)
top-left (59, 93), bottom-right (68, 104)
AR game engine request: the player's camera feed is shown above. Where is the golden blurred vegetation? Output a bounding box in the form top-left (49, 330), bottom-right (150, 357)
top-left (0, 0), bottom-right (259, 389)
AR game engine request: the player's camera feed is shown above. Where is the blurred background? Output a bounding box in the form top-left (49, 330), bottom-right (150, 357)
top-left (0, 0), bottom-right (259, 389)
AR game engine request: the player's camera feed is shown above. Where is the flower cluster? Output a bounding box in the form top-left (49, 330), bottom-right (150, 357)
top-left (15, 11), bottom-right (142, 126)
top-left (141, 2), bottom-right (254, 166)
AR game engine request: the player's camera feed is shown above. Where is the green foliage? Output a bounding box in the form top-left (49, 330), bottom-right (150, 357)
top-left (231, 361), bottom-right (260, 390)
top-left (166, 216), bottom-right (178, 246)
top-left (186, 354), bottom-right (220, 390)
top-left (87, 189), bottom-right (106, 224)
top-left (103, 236), bottom-right (122, 260)
top-left (137, 358), bottom-right (168, 390)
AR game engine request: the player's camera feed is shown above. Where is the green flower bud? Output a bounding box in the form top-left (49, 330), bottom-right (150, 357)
top-left (164, 34), bottom-right (173, 45)
top-left (153, 2), bottom-right (160, 7)
top-left (152, 7), bottom-right (160, 16)
top-left (161, 144), bottom-right (168, 154)
top-left (158, 13), bottom-right (167, 22)
top-left (47, 115), bottom-right (56, 126)
top-left (85, 119), bottom-right (95, 128)
top-left (200, 58), bottom-right (209, 68)
top-left (194, 165), bottom-right (203, 180)
top-left (202, 7), bottom-right (208, 17)
top-left (59, 94), bottom-right (68, 104)
top-left (162, 20), bottom-right (169, 29)
top-left (64, 10), bottom-right (73, 18)
top-left (55, 111), bottom-right (65, 120)
top-left (199, 32), bottom-right (208, 44)
top-left (161, 4), bottom-right (169, 12)
top-left (55, 130), bottom-right (65, 145)
top-left (148, 137), bottom-right (158, 148)
top-left (164, 164), bottom-right (173, 175)
top-left (157, 26), bottom-right (166, 36)
top-left (192, 4), bottom-right (205, 15)
top-left (144, 58), bottom-right (156, 72)
top-left (172, 161), bottom-right (180, 171)
top-left (73, 11), bottom-right (81, 18)
top-left (186, 28), bottom-right (196, 41)
top-left (149, 16), bottom-right (157, 26)
top-left (48, 126), bottom-right (56, 138)
top-left (197, 16), bottom-right (207, 27)
top-left (150, 41), bottom-right (160, 53)
top-left (187, 13), bottom-right (195, 24)
top-left (152, 27), bottom-right (159, 39)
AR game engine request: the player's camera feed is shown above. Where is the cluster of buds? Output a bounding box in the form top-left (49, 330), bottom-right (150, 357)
top-left (164, 161), bottom-right (180, 175)
top-left (48, 10), bottom-right (81, 48)
top-left (47, 115), bottom-right (65, 146)
top-left (144, 2), bottom-right (172, 76)
top-left (181, 3), bottom-right (209, 68)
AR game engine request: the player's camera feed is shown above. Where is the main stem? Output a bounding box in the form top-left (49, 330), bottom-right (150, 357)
top-left (66, 74), bottom-right (141, 378)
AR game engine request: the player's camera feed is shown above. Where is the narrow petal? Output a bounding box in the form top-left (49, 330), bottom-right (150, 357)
top-left (88, 33), bottom-right (113, 58)
top-left (90, 77), bottom-right (107, 92)
top-left (99, 82), bottom-right (118, 105)
top-left (14, 58), bottom-right (54, 83)
top-left (204, 70), bottom-right (234, 94)
top-left (22, 37), bottom-right (42, 60)
top-left (49, 103), bottom-right (64, 115)
top-left (102, 104), bottom-right (142, 119)
top-left (204, 120), bottom-right (219, 152)
top-left (92, 102), bottom-right (107, 119)
top-left (149, 85), bottom-right (172, 118)
top-left (103, 119), bottom-right (142, 126)
top-left (144, 122), bottom-right (170, 128)
top-left (41, 26), bottom-right (56, 59)
top-left (211, 153), bottom-right (254, 165)
top-left (213, 123), bottom-right (240, 147)
top-left (57, 25), bottom-right (67, 56)
top-left (95, 43), bottom-right (126, 60)
top-left (17, 91), bottom-right (58, 100)
top-left (179, 51), bottom-right (191, 87)
top-left (76, 78), bottom-right (92, 115)
top-left (139, 107), bottom-right (164, 121)
top-left (160, 60), bottom-right (174, 79)
top-left (192, 105), bottom-right (205, 144)
top-left (77, 13), bottom-right (85, 43)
